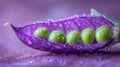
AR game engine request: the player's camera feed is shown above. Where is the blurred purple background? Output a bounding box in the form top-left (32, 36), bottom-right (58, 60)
top-left (0, 0), bottom-right (120, 66)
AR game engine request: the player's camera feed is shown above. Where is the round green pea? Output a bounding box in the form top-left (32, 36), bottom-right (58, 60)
top-left (81, 28), bottom-right (95, 45)
top-left (33, 27), bottom-right (49, 39)
top-left (95, 25), bottom-right (111, 42)
top-left (66, 30), bottom-right (80, 44)
top-left (48, 30), bottom-right (65, 43)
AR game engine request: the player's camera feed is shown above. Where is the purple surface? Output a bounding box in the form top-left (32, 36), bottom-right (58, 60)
top-left (11, 16), bottom-right (113, 53)
top-left (0, 52), bottom-right (120, 67)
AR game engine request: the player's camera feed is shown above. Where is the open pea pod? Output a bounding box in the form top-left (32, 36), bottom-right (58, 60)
top-left (11, 9), bottom-right (118, 53)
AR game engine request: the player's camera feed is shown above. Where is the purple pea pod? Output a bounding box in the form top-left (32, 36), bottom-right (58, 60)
top-left (11, 9), bottom-right (120, 53)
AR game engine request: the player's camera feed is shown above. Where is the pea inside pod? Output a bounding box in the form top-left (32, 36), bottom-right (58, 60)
top-left (81, 28), bottom-right (95, 45)
top-left (66, 30), bottom-right (80, 44)
top-left (95, 25), bottom-right (111, 43)
top-left (33, 27), bottom-right (49, 39)
top-left (48, 30), bottom-right (65, 43)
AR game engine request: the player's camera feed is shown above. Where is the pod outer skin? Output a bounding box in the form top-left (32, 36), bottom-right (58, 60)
top-left (11, 15), bottom-right (114, 53)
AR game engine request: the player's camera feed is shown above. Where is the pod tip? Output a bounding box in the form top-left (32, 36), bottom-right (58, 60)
top-left (4, 22), bottom-right (11, 27)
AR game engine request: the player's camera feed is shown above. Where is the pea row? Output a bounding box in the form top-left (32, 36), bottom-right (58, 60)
top-left (33, 25), bottom-right (111, 45)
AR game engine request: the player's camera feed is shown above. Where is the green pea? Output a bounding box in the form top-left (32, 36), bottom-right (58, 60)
top-left (81, 28), bottom-right (95, 45)
top-left (95, 25), bottom-right (111, 42)
top-left (66, 30), bottom-right (80, 44)
top-left (33, 27), bottom-right (49, 39)
top-left (48, 30), bottom-right (65, 43)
